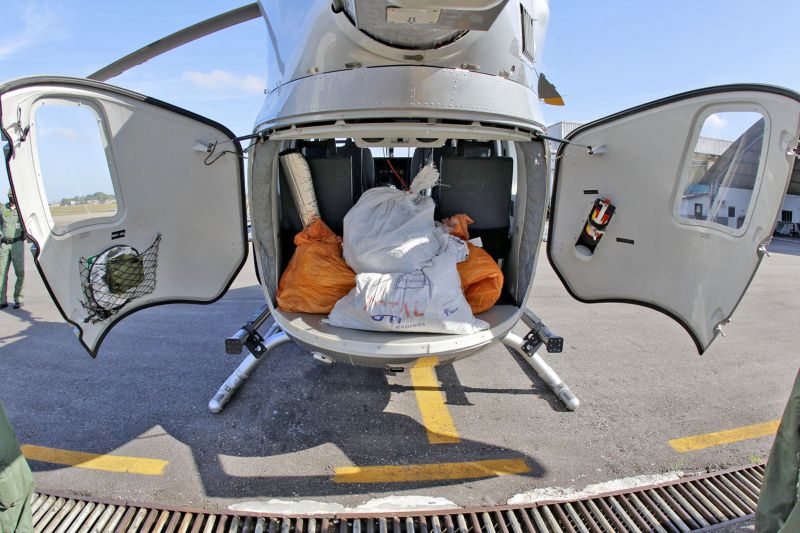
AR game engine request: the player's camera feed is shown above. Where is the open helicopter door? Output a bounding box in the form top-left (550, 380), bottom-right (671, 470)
top-left (0, 77), bottom-right (247, 356)
top-left (548, 86), bottom-right (800, 353)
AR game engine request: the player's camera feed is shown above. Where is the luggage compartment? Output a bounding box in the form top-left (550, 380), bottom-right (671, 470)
top-left (249, 137), bottom-right (549, 367)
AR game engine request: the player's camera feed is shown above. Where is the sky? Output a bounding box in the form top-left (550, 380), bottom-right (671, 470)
top-left (2, 1), bottom-right (800, 198)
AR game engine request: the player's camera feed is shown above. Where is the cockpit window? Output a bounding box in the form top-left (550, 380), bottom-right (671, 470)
top-left (677, 111), bottom-right (765, 231)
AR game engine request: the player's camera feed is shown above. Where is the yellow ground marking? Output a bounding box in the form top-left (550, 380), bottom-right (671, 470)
top-left (669, 420), bottom-right (780, 453)
top-left (21, 444), bottom-right (167, 475)
top-left (334, 458), bottom-right (530, 483)
top-left (410, 356), bottom-right (460, 444)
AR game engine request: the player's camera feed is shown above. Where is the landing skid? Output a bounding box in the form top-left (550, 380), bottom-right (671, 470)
top-left (501, 308), bottom-right (580, 411)
top-left (209, 306), bottom-right (579, 413)
top-left (208, 306), bottom-right (291, 413)
top-left (501, 332), bottom-right (580, 411)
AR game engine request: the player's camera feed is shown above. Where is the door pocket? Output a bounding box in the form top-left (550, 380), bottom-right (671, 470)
top-left (80, 234), bottom-right (161, 323)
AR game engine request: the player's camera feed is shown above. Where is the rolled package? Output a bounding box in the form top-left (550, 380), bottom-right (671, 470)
top-left (279, 149), bottom-right (320, 227)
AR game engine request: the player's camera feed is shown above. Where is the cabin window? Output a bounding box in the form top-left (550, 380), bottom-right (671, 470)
top-left (33, 99), bottom-right (119, 235)
top-left (677, 110), bottom-right (765, 233)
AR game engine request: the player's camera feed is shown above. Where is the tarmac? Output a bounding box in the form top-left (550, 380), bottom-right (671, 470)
top-left (0, 239), bottom-right (798, 512)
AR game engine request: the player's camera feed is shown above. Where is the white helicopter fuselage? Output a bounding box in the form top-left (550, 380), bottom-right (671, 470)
top-left (250, 0), bottom-right (553, 367)
top-left (256, 0), bottom-right (548, 131)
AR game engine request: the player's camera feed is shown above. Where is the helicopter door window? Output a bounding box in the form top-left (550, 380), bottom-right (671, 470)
top-left (676, 110), bottom-right (766, 234)
top-left (32, 99), bottom-right (119, 235)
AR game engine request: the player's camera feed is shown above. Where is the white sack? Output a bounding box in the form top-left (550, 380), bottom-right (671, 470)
top-left (343, 166), bottom-right (444, 274)
top-left (328, 236), bottom-right (489, 334)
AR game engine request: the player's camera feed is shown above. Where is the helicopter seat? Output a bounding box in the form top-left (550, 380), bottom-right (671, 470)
top-left (409, 146), bottom-right (445, 179)
top-left (278, 139), bottom-right (376, 267)
top-left (337, 139), bottom-right (375, 200)
top-left (435, 141), bottom-right (513, 261)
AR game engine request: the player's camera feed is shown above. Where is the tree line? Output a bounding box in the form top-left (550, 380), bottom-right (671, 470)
top-left (59, 192), bottom-right (116, 206)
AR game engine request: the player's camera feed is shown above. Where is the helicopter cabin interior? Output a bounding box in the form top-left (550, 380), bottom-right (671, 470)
top-left (249, 136), bottom-right (549, 366)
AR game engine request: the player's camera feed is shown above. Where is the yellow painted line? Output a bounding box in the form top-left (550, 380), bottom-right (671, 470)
top-left (669, 420), bottom-right (780, 453)
top-left (410, 356), bottom-right (460, 444)
top-left (334, 458), bottom-right (530, 484)
top-left (21, 444), bottom-right (168, 475)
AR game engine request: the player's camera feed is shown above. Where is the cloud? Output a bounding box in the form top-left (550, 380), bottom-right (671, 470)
top-left (700, 113), bottom-right (729, 138)
top-left (0, 4), bottom-right (66, 60)
top-left (39, 127), bottom-right (81, 141)
top-left (182, 69), bottom-right (266, 95)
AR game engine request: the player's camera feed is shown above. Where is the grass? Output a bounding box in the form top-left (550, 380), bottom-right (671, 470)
top-left (48, 203), bottom-right (118, 226)
top-left (50, 202), bottom-right (117, 224)
top-left (49, 203), bottom-right (117, 216)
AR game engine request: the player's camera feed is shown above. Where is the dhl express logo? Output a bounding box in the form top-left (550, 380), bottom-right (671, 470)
top-left (364, 297), bottom-right (425, 322)
top-left (371, 314), bottom-right (403, 324)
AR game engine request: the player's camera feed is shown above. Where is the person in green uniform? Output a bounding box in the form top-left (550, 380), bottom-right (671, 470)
top-left (756, 369), bottom-right (800, 532)
top-left (0, 191), bottom-right (24, 309)
top-left (0, 400), bottom-right (34, 533)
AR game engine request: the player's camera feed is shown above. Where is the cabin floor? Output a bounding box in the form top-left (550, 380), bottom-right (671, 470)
top-left (0, 240), bottom-right (798, 511)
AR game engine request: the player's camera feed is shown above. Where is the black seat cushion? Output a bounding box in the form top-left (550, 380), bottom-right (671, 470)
top-left (280, 157), bottom-right (353, 236)
top-left (338, 140), bottom-right (375, 201)
top-left (437, 155), bottom-right (513, 260)
top-left (279, 139), bottom-right (376, 238)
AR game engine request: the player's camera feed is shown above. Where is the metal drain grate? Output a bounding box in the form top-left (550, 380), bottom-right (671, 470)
top-left (29, 464), bottom-right (763, 533)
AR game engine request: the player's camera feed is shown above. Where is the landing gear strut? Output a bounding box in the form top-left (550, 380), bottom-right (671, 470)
top-left (208, 305), bottom-right (291, 413)
top-left (210, 305), bottom-right (579, 412)
top-left (501, 309), bottom-right (580, 411)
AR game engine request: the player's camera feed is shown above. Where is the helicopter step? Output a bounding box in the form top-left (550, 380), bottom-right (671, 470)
top-left (209, 306), bottom-right (292, 413)
top-left (501, 309), bottom-right (580, 411)
top-left (520, 308), bottom-right (564, 354)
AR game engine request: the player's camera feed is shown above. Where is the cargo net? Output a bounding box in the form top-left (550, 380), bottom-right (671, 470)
top-left (79, 234), bottom-right (161, 323)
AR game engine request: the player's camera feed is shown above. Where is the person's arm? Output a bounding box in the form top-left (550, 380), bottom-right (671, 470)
top-left (0, 400), bottom-right (35, 532)
top-left (756, 370), bottom-right (800, 532)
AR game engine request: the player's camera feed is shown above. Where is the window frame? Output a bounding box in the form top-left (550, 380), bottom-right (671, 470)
top-left (30, 96), bottom-right (123, 236)
top-left (672, 103), bottom-right (770, 237)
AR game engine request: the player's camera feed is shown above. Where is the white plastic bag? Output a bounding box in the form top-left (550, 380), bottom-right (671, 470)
top-left (328, 236), bottom-right (489, 334)
top-left (343, 165), bottom-right (444, 274)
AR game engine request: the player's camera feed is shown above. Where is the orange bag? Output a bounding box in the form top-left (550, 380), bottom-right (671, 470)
top-left (277, 219), bottom-right (356, 313)
top-left (442, 214), bottom-right (504, 314)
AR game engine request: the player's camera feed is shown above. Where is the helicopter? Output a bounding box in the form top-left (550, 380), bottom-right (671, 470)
top-left (2, 0), bottom-right (799, 415)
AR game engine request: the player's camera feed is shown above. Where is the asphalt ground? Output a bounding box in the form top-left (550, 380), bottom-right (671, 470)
top-left (0, 239), bottom-right (798, 512)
